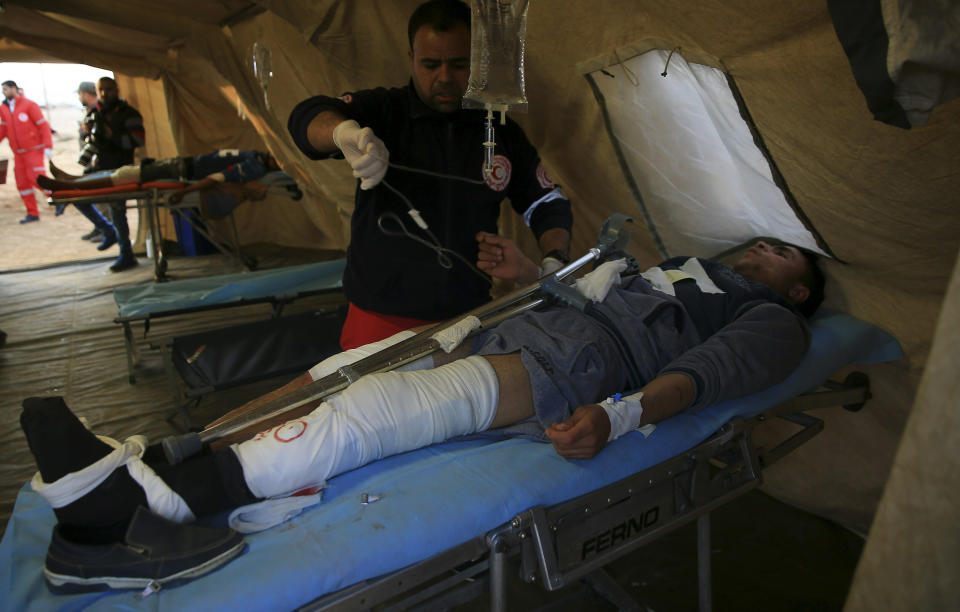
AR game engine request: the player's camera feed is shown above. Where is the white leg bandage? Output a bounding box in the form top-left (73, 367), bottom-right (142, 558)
top-left (308, 329), bottom-right (433, 381)
top-left (111, 165), bottom-right (142, 186)
top-left (30, 435), bottom-right (195, 523)
top-left (234, 355), bottom-right (499, 499)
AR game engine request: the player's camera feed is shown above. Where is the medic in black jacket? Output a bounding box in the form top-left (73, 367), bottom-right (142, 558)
top-left (287, 0), bottom-right (573, 349)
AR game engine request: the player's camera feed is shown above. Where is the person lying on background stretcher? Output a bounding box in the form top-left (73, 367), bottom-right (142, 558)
top-left (20, 236), bottom-right (824, 592)
top-left (39, 149), bottom-right (281, 205)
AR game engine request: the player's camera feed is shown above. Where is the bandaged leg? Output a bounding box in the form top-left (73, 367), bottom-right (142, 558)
top-left (235, 355), bottom-right (498, 499)
top-left (307, 328), bottom-right (433, 381)
top-left (111, 164), bottom-right (142, 186)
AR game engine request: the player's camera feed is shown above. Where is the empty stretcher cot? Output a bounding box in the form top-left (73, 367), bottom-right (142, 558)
top-left (48, 171), bottom-right (302, 281)
top-left (0, 307), bottom-right (902, 611)
top-left (114, 259), bottom-right (346, 383)
top-left (167, 306), bottom-right (348, 431)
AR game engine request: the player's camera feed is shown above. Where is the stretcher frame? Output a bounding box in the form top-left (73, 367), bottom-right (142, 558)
top-left (0, 219), bottom-right (900, 610)
top-left (303, 375), bottom-right (869, 611)
top-left (113, 260), bottom-right (346, 384)
top-left (48, 184), bottom-right (243, 281)
top-left (47, 171), bottom-right (301, 282)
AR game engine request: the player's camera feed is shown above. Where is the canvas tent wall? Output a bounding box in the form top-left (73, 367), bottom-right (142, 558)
top-left (1, 0), bottom-right (958, 606)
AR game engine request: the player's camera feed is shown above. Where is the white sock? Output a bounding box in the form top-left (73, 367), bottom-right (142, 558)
top-left (234, 356), bottom-right (498, 499)
top-left (308, 329), bottom-right (433, 381)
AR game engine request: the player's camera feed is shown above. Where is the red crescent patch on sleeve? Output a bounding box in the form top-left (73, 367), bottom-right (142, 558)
top-left (536, 163), bottom-right (555, 189)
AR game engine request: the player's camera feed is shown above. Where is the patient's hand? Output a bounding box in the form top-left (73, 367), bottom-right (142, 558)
top-left (545, 404), bottom-right (611, 459)
top-left (169, 190), bottom-right (186, 204)
top-left (476, 232), bottom-right (539, 284)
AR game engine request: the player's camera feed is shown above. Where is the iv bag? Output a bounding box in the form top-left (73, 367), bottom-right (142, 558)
top-left (251, 42), bottom-right (273, 110)
top-left (463, 0), bottom-right (530, 113)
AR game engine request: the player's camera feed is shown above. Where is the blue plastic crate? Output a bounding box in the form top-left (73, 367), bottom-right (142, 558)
top-left (172, 208), bottom-right (218, 256)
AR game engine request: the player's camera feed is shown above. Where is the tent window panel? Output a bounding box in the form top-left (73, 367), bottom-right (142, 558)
top-left (591, 49), bottom-right (825, 258)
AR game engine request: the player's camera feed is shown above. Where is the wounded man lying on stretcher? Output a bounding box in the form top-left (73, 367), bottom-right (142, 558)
top-left (39, 149), bottom-right (281, 205)
top-left (21, 237), bottom-right (824, 593)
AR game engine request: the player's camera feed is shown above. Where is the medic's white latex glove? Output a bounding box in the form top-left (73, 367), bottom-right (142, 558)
top-left (574, 258), bottom-right (628, 302)
top-left (601, 391), bottom-right (645, 441)
top-left (44, 148), bottom-right (54, 159)
top-left (332, 119), bottom-right (389, 190)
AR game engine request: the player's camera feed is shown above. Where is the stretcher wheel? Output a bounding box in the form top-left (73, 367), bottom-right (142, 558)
top-left (841, 371), bottom-right (871, 412)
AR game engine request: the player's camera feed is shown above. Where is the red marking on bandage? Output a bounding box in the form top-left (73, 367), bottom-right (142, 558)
top-left (274, 420), bottom-right (307, 443)
top-left (339, 94), bottom-right (354, 104)
top-left (293, 486), bottom-right (322, 496)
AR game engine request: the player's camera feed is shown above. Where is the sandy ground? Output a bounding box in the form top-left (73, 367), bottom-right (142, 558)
top-left (0, 104), bottom-right (137, 272)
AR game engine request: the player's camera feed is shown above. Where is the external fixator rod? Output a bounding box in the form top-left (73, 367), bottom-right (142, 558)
top-left (160, 247), bottom-right (605, 464)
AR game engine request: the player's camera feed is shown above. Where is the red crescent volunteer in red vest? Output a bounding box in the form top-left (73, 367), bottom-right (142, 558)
top-left (0, 80), bottom-right (53, 223)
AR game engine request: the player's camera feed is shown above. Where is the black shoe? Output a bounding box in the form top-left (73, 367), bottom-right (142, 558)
top-left (109, 254), bottom-right (138, 272)
top-left (96, 231), bottom-right (118, 251)
top-left (43, 506), bottom-right (245, 593)
top-left (81, 228), bottom-right (103, 241)
top-left (54, 204), bottom-right (67, 216)
top-left (19, 215), bottom-right (40, 224)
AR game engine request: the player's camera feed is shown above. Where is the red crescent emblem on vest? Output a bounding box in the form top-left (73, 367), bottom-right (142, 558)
top-left (483, 155), bottom-right (511, 192)
top-left (18, 112), bottom-right (28, 122)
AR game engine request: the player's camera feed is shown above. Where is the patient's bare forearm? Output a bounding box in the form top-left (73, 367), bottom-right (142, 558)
top-left (637, 372), bottom-right (695, 425)
top-left (306, 110), bottom-right (347, 154)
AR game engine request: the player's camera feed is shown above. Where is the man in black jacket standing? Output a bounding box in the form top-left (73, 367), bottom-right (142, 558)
top-left (85, 77), bottom-right (145, 272)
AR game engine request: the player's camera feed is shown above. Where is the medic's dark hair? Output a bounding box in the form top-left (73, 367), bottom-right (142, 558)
top-left (408, 0), bottom-right (471, 49)
top-left (2, 81), bottom-right (18, 89)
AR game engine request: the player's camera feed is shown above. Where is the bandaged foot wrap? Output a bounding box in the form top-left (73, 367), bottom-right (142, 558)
top-left (23, 397), bottom-right (257, 533)
top-left (31, 435), bottom-right (196, 525)
top-left (235, 355), bottom-right (499, 499)
top-left (308, 329), bottom-right (433, 381)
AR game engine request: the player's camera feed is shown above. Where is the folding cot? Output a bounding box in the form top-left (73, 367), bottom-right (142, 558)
top-left (113, 258), bottom-right (346, 383)
top-left (166, 306), bottom-right (348, 430)
top-left (48, 171), bottom-right (302, 281)
top-left (0, 306), bottom-right (902, 611)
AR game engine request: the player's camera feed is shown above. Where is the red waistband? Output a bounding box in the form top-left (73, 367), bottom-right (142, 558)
top-left (339, 302), bottom-right (437, 350)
